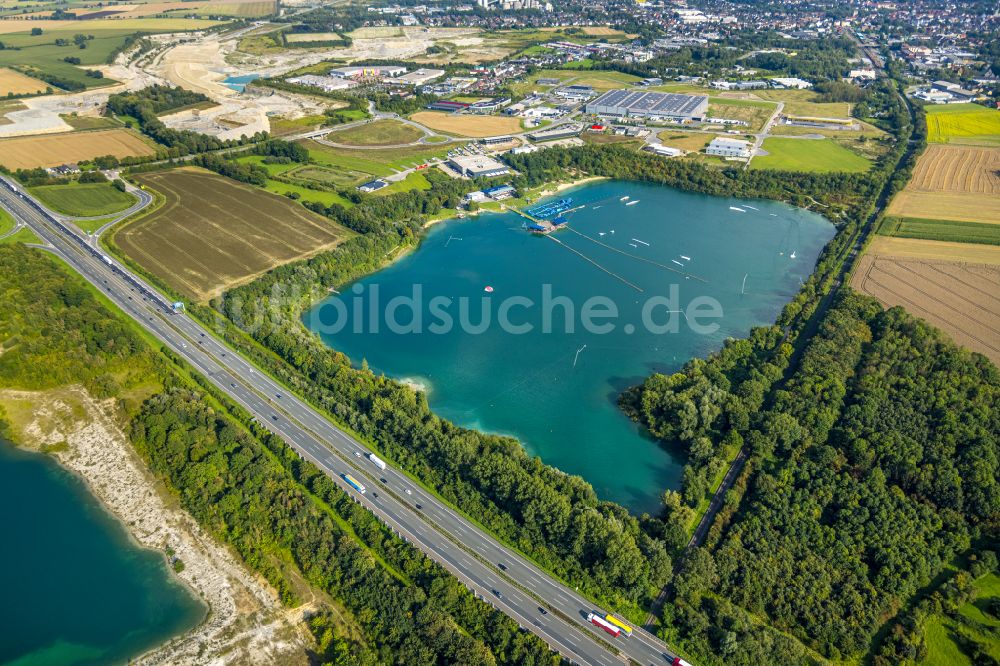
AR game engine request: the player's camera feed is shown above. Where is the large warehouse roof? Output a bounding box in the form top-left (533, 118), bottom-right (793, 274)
top-left (588, 89), bottom-right (708, 116)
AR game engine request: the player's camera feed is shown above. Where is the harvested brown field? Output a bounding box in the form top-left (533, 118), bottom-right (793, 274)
top-left (0, 129), bottom-right (156, 169)
top-left (852, 244), bottom-right (1000, 363)
top-left (865, 236), bottom-right (1000, 264)
top-left (886, 144), bottom-right (1000, 225)
top-left (907, 144), bottom-right (999, 195)
top-left (887, 191), bottom-right (1000, 225)
top-left (117, 168), bottom-right (348, 302)
top-left (410, 111), bottom-right (522, 137)
top-left (0, 67), bottom-right (46, 96)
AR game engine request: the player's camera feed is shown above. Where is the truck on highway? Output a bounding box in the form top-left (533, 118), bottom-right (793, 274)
top-left (342, 473), bottom-right (366, 494)
top-left (368, 453), bottom-right (386, 470)
top-left (604, 615), bottom-right (633, 637)
top-left (670, 657), bottom-right (692, 666)
top-left (586, 613), bottom-right (621, 638)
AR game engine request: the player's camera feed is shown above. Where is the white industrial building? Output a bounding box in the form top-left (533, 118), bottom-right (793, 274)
top-left (389, 68), bottom-right (446, 86)
top-left (645, 143), bottom-right (683, 157)
top-left (447, 155), bottom-right (510, 178)
top-left (286, 75), bottom-right (359, 92)
top-left (706, 137), bottom-right (753, 158)
top-left (585, 89), bottom-right (709, 122)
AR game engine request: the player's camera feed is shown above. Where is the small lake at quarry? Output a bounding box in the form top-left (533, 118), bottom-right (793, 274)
top-left (222, 74), bottom-right (259, 92)
top-left (305, 180), bottom-right (834, 514)
top-left (0, 440), bottom-right (204, 666)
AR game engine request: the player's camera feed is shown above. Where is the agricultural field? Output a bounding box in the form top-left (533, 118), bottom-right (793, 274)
top-left (925, 103), bottom-right (1000, 146)
top-left (0, 129), bottom-right (157, 169)
top-left (751, 88), bottom-right (852, 119)
top-left (0, 18), bottom-right (220, 34)
top-left (881, 217), bottom-right (1000, 245)
top-left (29, 182), bottom-right (135, 217)
top-left (117, 168), bottom-right (349, 302)
top-left (852, 238), bottom-right (1000, 363)
top-left (907, 144), bottom-right (999, 195)
top-left (0, 30), bottom-right (133, 90)
top-left (706, 97), bottom-right (777, 132)
top-left (325, 120), bottom-right (425, 146)
top-left (886, 145), bottom-right (1000, 225)
top-left (409, 111), bottom-right (521, 137)
top-left (656, 132), bottom-right (717, 153)
top-left (752, 136), bottom-right (871, 173)
top-left (0, 67), bottom-right (47, 96)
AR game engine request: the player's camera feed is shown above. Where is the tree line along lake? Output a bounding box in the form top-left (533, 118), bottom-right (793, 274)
top-left (306, 180), bottom-right (835, 514)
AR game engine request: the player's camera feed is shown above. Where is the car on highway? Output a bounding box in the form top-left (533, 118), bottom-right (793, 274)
top-left (271, 415), bottom-right (278, 421)
top-left (538, 607), bottom-right (547, 615)
top-left (405, 488), bottom-right (412, 495)
top-left (498, 563), bottom-right (507, 571)
top-left (354, 451), bottom-right (361, 457)
top-left (380, 477), bottom-right (387, 484)
top-left (492, 589), bottom-right (502, 598)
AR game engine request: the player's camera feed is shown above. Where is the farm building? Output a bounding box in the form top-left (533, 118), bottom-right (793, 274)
top-left (585, 89), bottom-right (709, 122)
top-left (706, 137), bottom-right (753, 158)
top-left (447, 155), bottom-right (510, 178)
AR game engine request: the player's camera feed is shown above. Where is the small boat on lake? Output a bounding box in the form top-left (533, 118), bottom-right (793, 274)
top-left (730, 206), bottom-right (746, 213)
top-left (626, 200), bottom-right (639, 206)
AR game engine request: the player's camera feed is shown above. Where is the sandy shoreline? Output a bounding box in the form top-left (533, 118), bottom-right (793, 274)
top-left (0, 387), bottom-right (309, 665)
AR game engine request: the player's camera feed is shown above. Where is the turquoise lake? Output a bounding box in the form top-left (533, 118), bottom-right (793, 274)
top-left (0, 440), bottom-right (204, 665)
top-left (306, 180), bottom-right (834, 514)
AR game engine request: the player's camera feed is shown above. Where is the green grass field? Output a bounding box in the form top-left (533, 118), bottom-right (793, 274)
top-left (29, 182), bottom-right (136, 217)
top-left (926, 104), bottom-right (1000, 146)
top-left (881, 216), bottom-right (1000, 245)
top-left (707, 97), bottom-right (777, 132)
top-left (752, 137), bottom-right (871, 173)
top-left (60, 114), bottom-right (122, 130)
top-left (261, 179), bottom-right (352, 208)
top-left (923, 573), bottom-right (1000, 665)
top-left (325, 120), bottom-right (425, 147)
top-left (301, 139), bottom-right (451, 175)
top-left (0, 226), bottom-right (40, 245)
top-left (0, 21), bottom-right (219, 90)
top-left (0, 205), bottom-right (14, 235)
top-left (374, 172), bottom-right (431, 196)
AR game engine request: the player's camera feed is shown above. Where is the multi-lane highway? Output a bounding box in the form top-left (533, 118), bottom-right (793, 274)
top-left (0, 177), bottom-right (688, 666)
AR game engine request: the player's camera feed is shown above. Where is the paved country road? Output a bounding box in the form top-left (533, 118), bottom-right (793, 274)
top-left (0, 176), bottom-right (690, 666)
